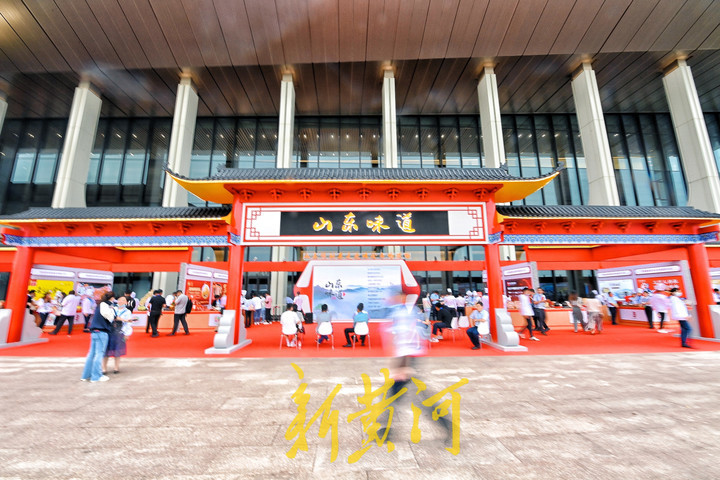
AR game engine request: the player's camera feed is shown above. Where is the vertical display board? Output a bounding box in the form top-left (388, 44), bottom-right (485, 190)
top-left (597, 261), bottom-right (694, 302)
top-left (501, 263), bottom-right (538, 302)
top-left (178, 263), bottom-right (228, 311)
top-left (28, 265), bottom-right (114, 302)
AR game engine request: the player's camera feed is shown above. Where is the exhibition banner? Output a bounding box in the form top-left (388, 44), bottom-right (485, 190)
top-left (312, 264), bottom-right (402, 320)
top-left (179, 263), bottom-right (228, 311)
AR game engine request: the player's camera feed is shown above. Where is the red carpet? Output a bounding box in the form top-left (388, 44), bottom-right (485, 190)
top-left (2, 322), bottom-right (719, 358)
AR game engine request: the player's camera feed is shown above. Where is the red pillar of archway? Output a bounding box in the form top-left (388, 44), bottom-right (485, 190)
top-left (6, 246), bottom-right (35, 343)
top-left (484, 242), bottom-right (502, 342)
top-left (226, 195), bottom-right (246, 344)
top-left (687, 243), bottom-right (715, 338)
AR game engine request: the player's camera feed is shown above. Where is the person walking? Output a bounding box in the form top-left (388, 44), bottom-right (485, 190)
top-left (50, 290), bottom-right (80, 336)
top-left (147, 289), bottom-right (166, 337)
top-left (81, 294), bottom-right (95, 333)
top-left (35, 292), bottom-right (55, 329)
top-left (80, 292), bottom-right (115, 383)
top-left (518, 288), bottom-right (539, 341)
top-left (606, 291), bottom-right (619, 325)
top-left (668, 288), bottom-right (693, 348)
top-left (532, 287), bottom-right (549, 335)
top-left (650, 288), bottom-right (670, 331)
top-left (169, 289), bottom-right (189, 336)
top-left (103, 296), bottom-right (133, 374)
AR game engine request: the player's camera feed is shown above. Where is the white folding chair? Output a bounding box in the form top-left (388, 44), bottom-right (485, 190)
top-left (351, 322), bottom-right (371, 349)
top-left (279, 323), bottom-right (299, 350)
top-left (445, 317), bottom-right (460, 342)
top-left (316, 322), bottom-right (334, 350)
top-left (478, 321), bottom-right (492, 345)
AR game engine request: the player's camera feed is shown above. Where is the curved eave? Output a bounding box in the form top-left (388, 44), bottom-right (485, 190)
top-left (167, 170), bottom-right (560, 204)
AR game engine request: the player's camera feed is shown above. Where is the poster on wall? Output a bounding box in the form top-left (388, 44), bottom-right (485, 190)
top-left (28, 266), bottom-right (113, 303)
top-left (598, 262), bottom-right (694, 304)
top-left (312, 264), bottom-right (402, 320)
top-left (178, 264), bottom-right (229, 311)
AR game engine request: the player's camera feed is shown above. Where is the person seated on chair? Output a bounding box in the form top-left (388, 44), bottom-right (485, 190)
top-left (316, 304), bottom-right (333, 344)
top-left (343, 303), bottom-right (369, 347)
top-left (280, 304), bottom-right (301, 347)
top-left (429, 302), bottom-right (453, 343)
top-left (466, 302), bottom-right (489, 350)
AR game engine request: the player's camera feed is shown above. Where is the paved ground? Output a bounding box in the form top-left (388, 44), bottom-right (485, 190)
top-left (1, 352), bottom-right (719, 479)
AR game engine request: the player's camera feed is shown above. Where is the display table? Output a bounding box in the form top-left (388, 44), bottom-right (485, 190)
top-left (507, 308), bottom-right (582, 330)
top-left (617, 305), bottom-right (678, 327)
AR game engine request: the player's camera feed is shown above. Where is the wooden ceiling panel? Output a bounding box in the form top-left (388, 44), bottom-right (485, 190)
top-left (213, 0), bottom-right (257, 66)
top-left (700, 23), bottom-right (720, 50)
top-left (575, 0), bottom-right (633, 54)
top-left (276, 0), bottom-right (313, 65)
top-left (338, 62), bottom-right (366, 115)
top-left (314, 63), bottom-right (341, 114)
top-left (233, 65), bottom-right (277, 115)
top-left (651, 0), bottom-right (713, 51)
top-left (498, 56), bottom-right (552, 112)
top-left (292, 63), bottom-right (319, 114)
top-left (1, 0), bottom-right (69, 72)
top-left (445, 0), bottom-right (489, 58)
top-left (549, 0), bottom-right (604, 55)
top-left (201, 67), bottom-right (251, 116)
top-left (193, 67), bottom-right (232, 116)
top-left (245, 1), bottom-right (285, 66)
top-left (400, 59), bottom-right (443, 114)
top-left (2, 73), bottom-right (73, 118)
top-left (625, 0), bottom-right (684, 52)
top-left (391, 60), bottom-right (417, 111)
top-left (513, 55), bottom-right (575, 113)
top-left (365, 0), bottom-right (401, 61)
top-left (180, 0), bottom-right (232, 67)
top-left (86, 0), bottom-right (151, 70)
top-left (442, 58), bottom-right (480, 114)
top-left (361, 61), bottom-right (383, 115)
top-left (149, 0), bottom-right (205, 68)
top-left (259, 65), bottom-right (283, 114)
top-left (338, 0), bottom-right (370, 62)
top-left (54, 0), bottom-right (123, 69)
top-left (670, 1), bottom-right (720, 52)
top-left (22, 0), bottom-right (92, 72)
top-left (308, 0), bottom-right (340, 63)
top-left (115, 1), bottom-right (174, 68)
top-left (472, 0), bottom-right (520, 58)
top-left (393, 0), bottom-right (430, 60)
top-left (422, 58), bottom-right (470, 113)
top-left (600, 0), bottom-right (659, 53)
top-left (523, 0), bottom-right (575, 56)
top-left (0, 23), bottom-right (43, 73)
top-left (419, 0), bottom-right (460, 59)
top-left (497, 0), bottom-right (547, 57)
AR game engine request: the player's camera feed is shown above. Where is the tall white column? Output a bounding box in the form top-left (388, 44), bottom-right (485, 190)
top-left (271, 73), bottom-right (297, 302)
top-left (162, 75), bottom-right (198, 208)
top-left (382, 69), bottom-right (398, 168)
top-left (155, 75), bottom-right (198, 294)
top-left (0, 95), bottom-right (7, 135)
top-left (663, 59), bottom-right (720, 213)
top-left (477, 66), bottom-right (504, 168)
top-left (572, 62), bottom-right (620, 206)
top-left (277, 73), bottom-right (295, 169)
top-left (51, 81), bottom-right (102, 208)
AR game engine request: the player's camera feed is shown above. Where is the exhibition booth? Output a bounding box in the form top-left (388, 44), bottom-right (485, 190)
top-left (2, 166), bottom-right (720, 353)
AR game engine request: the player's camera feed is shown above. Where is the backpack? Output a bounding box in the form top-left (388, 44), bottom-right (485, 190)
top-left (185, 298), bottom-right (193, 314)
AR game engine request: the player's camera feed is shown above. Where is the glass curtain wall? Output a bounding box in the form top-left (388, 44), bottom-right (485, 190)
top-left (0, 113), bottom-right (693, 214)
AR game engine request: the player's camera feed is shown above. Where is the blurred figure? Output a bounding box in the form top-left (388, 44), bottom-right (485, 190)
top-left (650, 287), bottom-right (670, 331)
top-left (606, 291), bottom-right (619, 325)
top-left (567, 291), bottom-right (585, 332)
top-left (518, 288), bottom-right (539, 341)
top-left (668, 288), bottom-right (692, 348)
top-left (584, 295), bottom-right (603, 334)
top-left (81, 294), bottom-right (96, 333)
top-left (36, 292), bottom-right (55, 329)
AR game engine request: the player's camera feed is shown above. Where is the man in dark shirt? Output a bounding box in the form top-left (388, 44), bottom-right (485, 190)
top-left (147, 289), bottom-right (166, 338)
top-left (430, 303), bottom-right (453, 342)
